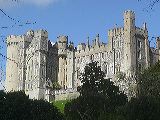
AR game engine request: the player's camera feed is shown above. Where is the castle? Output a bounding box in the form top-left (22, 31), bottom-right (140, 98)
top-left (5, 10), bottom-right (160, 101)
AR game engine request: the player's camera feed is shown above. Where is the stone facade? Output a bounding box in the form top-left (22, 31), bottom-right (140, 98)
top-left (5, 10), bottom-right (160, 101)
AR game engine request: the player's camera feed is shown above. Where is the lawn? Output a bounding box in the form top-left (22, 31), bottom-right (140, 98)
top-left (53, 100), bottom-right (69, 113)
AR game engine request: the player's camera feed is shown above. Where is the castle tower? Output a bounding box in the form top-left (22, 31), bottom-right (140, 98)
top-left (25, 29), bottom-right (48, 100)
top-left (57, 36), bottom-right (68, 89)
top-left (66, 41), bottom-right (75, 89)
top-left (123, 10), bottom-right (136, 76)
top-left (5, 35), bottom-right (25, 92)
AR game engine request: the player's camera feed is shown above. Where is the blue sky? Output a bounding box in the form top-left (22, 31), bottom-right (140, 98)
top-left (0, 0), bottom-right (160, 89)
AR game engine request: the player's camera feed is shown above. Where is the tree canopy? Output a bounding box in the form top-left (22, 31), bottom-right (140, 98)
top-left (64, 62), bottom-right (127, 120)
top-left (0, 90), bottom-right (64, 120)
top-left (138, 61), bottom-right (160, 97)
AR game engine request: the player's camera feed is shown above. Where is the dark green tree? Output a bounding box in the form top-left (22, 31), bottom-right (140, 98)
top-left (0, 91), bottom-right (64, 120)
top-left (138, 61), bottom-right (160, 97)
top-left (30, 99), bottom-right (64, 120)
top-left (64, 62), bottom-right (127, 120)
top-left (123, 96), bottom-right (160, 120)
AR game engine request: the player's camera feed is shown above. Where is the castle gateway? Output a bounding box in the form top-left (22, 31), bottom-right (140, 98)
top-left (5, 10), bottom-right (160, 101)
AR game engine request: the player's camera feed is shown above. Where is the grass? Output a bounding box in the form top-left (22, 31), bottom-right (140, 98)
top-left (53, 100), bottom-right (69, 113)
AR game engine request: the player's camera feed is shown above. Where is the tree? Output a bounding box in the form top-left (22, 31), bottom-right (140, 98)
top-left (0, 91), bottom-right (64, 120)
top-left (123, 96), bottom-right (160, 120)
top-left (138, 61), bottom-right (160, 97)
top-left (30, 99), bottom-right (64, 120)
top-left (64, 62), bottom-right (127, 120)
top-left (79, 62), bottom-right (105, 96)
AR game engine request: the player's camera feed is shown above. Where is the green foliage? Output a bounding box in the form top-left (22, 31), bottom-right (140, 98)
top-left (53, 100), bottom-right (69, 113)
top-left (79, 62), bottom-right (105, 96)
top-left (138, 61), bottom-right (160, 97)
top-left (64, 62), bottom-right (127, 120)
top-left (123, 96), bottom-right (160, 120)
top-left (64, 62), bottom-right (160, 120)
top-left (65, 95), bottom-right (111, 120)
top-left (0, 91), bottom-right (64, 120)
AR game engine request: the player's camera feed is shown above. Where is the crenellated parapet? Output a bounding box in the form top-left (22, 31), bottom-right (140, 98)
top-left (34, 29), bottom-right (48, 38)
top-left (108, 27), bottom-right (124, 37)
top-left (57, 35), bottom-right (68, 57)
top-left (6, 35), bottom-right (27, 46)
top-left (135, 27), bottom-right (148, 38)
top-left (75, 34), bottom-right (108, 56)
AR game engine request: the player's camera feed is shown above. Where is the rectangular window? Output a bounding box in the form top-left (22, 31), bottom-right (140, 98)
top-left (138, 40), bottom-right (141, 48)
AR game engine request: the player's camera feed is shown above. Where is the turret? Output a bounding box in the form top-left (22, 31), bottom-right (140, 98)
top-left (123, 10), bottom-right (136, 76)
top-left (24, 29), bottom-right (48, 100)
top-left (57, 36), bottom-right (68, 57)
top-left (57, 35), bottom-right (68, 89)
top-left (5, 35), bottom-right (26, 92)
top-left (124, 10), bottom-right (135, 33)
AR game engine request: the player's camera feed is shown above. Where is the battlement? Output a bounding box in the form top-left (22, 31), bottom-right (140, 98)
top-left (124, 10), bottom-right (135, 16)
top-left (135, 27), bottom-right (147, 36)
top-left (34, 29), bottom-right (48, 38)
top-left (7, 35), bottom-right (26, 43)
top-left (108, 27), bottom-right (124, 37)
top-left (7, 35), bottom-right (25, 39)
top-left (75, 35), bottom-right (108, 56)
top-left (26, 30), bottom-right (34, 37)
top-left (58, 35), bottom-right (68, 43)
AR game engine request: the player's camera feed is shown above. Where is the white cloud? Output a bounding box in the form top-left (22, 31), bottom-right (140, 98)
top-left (0, 0), bottom-right (60, 8)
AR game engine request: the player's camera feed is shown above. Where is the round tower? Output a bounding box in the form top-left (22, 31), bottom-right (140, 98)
top-left (5, 35), bottom-right (24, 92)
top-left (57, 36), bottom-right (68, 89)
